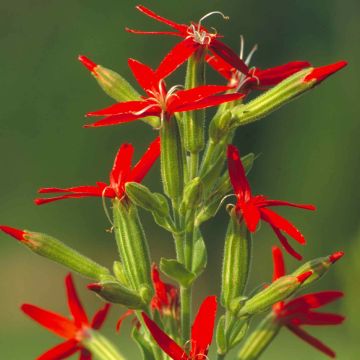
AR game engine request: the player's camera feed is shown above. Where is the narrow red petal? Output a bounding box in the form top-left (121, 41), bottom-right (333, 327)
top-left (272, 246), bottom-right (286, 282)
top-left (296, 271), bottom-right (313, 284)
top-left (142, 313), bottom-right (187, 360)
top-left (37, 339), bottom-right (79, 360)
top-left (128, 59), bottom-right (158, 93)
top-left (269, 224), bottom-right (303, 261)
top-left (116, 309), bottom-right (135, 332)
top-left (91, 303), bottom-right (111, 330)
top-left (286, 291), bottom-right (344, 312)
top-left (79, 348), bottom-right (92, 360)
top-left (110, 143), bottom-right (134, 196)
top-left (172, 93), bottom-right (244, 114)
top-left (21, 304), bottom-right (77, 339)
top-left (240, 200), bottom-right (261, 232)
top-left (151, 264), bottom-right (169, 308)
top-left (78, 55), bottom-right (97, 73)
top-left (260, 208), bottom-right (307, 245)
top-left (287, 325), bottom-right (336, 358)
top-left (210, 39), bottom-right (249, 75)
top-left (206, 54), bottom-right (235, 80)
top-left (294, 311), bottom-right (345, 326)
top-left (303, 61), bottom-right (347, 84)
top-left (190, 296), bottom-right (217, 357)
top-left (125, 28), bottom-right (182, 36)
top-left (156, 38), bottom-right (198, 80)
top-left (86, 100), bottom-right (150, 117)
top-left (65, 274), bottom-right (89, 328)
top-left (227, 145), bottom-right (252, 200)
top-left (135, 5), bottom-right (186, 32)
top-left (329, 251), bottom-right (344, 264)
top-left (129, 137), bottom-right (161, 184)
top-left (259, 199), bottom-right (316, 211)
top-left (0, 225), bottom-right (26, 241)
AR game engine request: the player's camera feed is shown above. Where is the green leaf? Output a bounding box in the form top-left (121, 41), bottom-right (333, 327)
top-left (191, 229), bottom-right (207, 276)
top-left (160, 258), bottom-right (196, 287)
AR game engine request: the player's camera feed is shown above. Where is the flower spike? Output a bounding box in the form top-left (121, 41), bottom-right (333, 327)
top-left (126, 5), bottom-right (249, 79)
top-left (272, 247), bottom-right (345, 358)
top-left (227, 144), bottom-right (316, 260)
top-left (35, 137), bottom-right (160, 205)
top-left (21, 273), bottom-right (111, 359)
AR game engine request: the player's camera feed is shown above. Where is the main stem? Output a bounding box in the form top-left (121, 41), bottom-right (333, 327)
top-left (180, 285), bottom-right (192, 342)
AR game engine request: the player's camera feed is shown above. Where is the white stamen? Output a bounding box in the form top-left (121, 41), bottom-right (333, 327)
top-left (239, 35), bottom-right (245, 60)
top-left (101, 186), bottom-right (114, 226)
top-left (245, 44), bottom-right (258, 65)
top-left (198, 11), bottom-right (229, 29)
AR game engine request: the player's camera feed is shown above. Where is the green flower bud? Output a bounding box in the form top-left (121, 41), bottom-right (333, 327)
top-left (180, 177), bottom-right (203, 213)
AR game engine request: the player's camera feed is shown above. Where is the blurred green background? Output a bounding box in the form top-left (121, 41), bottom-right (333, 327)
top-left (0, 0), bottom-right (358, 358)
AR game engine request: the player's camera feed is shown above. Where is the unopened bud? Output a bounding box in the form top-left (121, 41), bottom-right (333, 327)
top-left (236, 271), bottom-right (312, 317)
top-left (88, 281), bottom-right (145, 309)
top-left (292, 251), bottom-right (344, 288)
top-left (0, 225), bottom-right (110, 280)
top-left (232, 61), bottom-right (347, 127)
top-left (180, 177), bottom-right (203, 212)
top-left (209, 109), bottom-right (236, 143)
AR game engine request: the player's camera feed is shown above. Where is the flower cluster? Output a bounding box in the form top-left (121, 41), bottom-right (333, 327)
top-left (0, 4), bottom-right (347, 360)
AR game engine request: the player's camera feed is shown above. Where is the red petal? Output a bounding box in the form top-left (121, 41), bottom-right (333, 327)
top-left (116, 309), bottom-right (135, 332)
top-left (79, 348), bottom-right (92, 360)
top-left (84, 111), bottom-right (158, 128)
top-left (285, 291), bottom-right (344, 313)
top-left (169, 85), bottom-right (230, 110)
top-left (151, 264), bottom-right (169, 307)
top-left (293, 311), bottom-right (345, 326)
top-left (91, 303), bottom-right (111, 330)
top-left (125, 28), bottom-right (182, 36)
top-left (37, 339), bottom-right (79, 360)
top-left (206, 54), bottom-right (234, 80)
top-left (110, 143), bottom-right (134, 196)
top-left (86, 100), bottom-right (151, 117)
top-left (260, 208), bottom-right (307, 245)
top-left (21, 304), bottom-right (77, 339)
top-left (190, 296), bottom-right (217, 358)
top-left (134, 5), bottom-right (186, 32)
top-left (258, 199), bottom-right (316, 211)
top-left (128, 59), bottom-right (158, 94)
top-left (303, 61), bottom-right (347, 84)
top-left (329, 251), bottom-right (344, 264)
top-left (272, 246), bottom-right (286, 282)
top-left (156, 38), bottom-right (198, 80)
top-left (287, 325), bottom-right (336, 358)
top-left (269, 224), bottom-right (303, 261)
top-left (209, 40), bottom-right (249, 75)
top-left (0, 225), bottom-right (26, 241)
top-left (78, 55), bottom-right (97, 73)
top-left (239, 200), bottom-right (261, 232)
top-left (65, 274), bottom-right (89, 328)
top-left (172, 93), bottom-right (243, 113)
top-left (227, 145), bottom-right (252, 200)
top-left (129, 137), bottom-right (161, 183)
top-left (142, 313), bottom-right (187, 360)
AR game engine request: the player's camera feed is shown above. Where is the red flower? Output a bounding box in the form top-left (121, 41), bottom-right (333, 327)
top-left (21, 273), bottom-right (111, 360)
top-left (85, 59), bottom-right (243, 128)
top-left (227, 145), bottom-right (316, 260)
top-left (142, 296), bottom-right (217, 360)
top-left (207, 53), bottom-right (311, 93)
top-left (126, 5), bottom-right (249, 79)
top-left (116, 264), bottom-right (179, 332)
top-left (303, 61), bottom-right (347, 84)
top-left (35, 137), bottom-right (160, 205)
top-left (271, 246), bottom-right (344, 358)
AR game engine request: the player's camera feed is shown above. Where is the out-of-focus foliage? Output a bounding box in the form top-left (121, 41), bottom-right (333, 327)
top-left (0, 0), bottom-right (358, 358)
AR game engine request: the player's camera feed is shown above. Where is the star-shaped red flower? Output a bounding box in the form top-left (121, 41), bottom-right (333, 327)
top-left (85, 59), bottom-right (243, 128)
top-left (126, 5), bottom-right (249, 80)
top-left (271, 246), bottom-right (344, 358)
top-left (227, 145), bottom-right (316, 260)
top-left (143, 296), bottom-right (217, 360)
top-left (35, 137), bottom-right (160, 205)
top-left (21, 273), bottom-right (111, 360)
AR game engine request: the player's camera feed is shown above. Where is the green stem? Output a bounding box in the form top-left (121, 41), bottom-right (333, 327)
top-left (180, 286), bottom-right (192, 343)
top-left (217, 354), bottom-right (226, 360)
top-left (83, 330), bottom-right (125, 360)
top-left (188, 151), bottom-right (199, 180)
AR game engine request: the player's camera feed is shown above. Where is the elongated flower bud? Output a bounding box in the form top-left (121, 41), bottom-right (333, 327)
top-left (183, 49), bottom-right (206, 152)
top-left (235, 271), bottom-right (312, 317)
top-left (0, 225), bottom-right (110, 280)
top-left (160, 119), bottom-right (184, 206)
top-left (88, 281), bottom-right (145, 309)
top-left (112, 200), bottom-right (153, 302)
top-left (78, 55), bottom-right (160, 128)
top-left (237, 313), bottom-right (281, 360)
top-left (180, 177), bottom-right (203, 212)
top-left (221, 212), bottom-right (252, 308)
top-left (232, 61), bottom-right (347, 127)
top-left (292, 251), bottom-right (344, 288)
